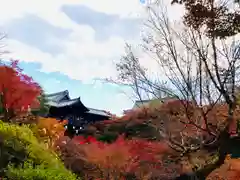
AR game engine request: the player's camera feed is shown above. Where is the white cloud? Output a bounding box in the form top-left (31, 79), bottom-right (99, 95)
top-left (74, 0), bottom-right (144, 18)
top-left (0, 0), bottom-right (147, 83)
top-left (4, 35), bottom-right (125, 83)
top-left (0, 0), bottom-right (145, 25)
top-left (0, 0), bottom-right (181, 82)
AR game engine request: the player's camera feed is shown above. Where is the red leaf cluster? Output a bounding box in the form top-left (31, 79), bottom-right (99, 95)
top-left (0, 60), bottom-right (41, 118)
top-left (80, 135), bottom-right (178, 179)
top-left (57, 134), bottom-right (180, 179)
top-left (72, 135), bottom-right (98, 144)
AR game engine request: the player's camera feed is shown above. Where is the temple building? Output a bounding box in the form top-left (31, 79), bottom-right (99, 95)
top-left (45, 90), bottom-right (110, 134)
top-left (123, 97), bottom-right (177, 114)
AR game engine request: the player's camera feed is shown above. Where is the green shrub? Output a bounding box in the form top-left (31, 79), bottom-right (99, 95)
top-left (124, 123), bottom-right (159, 140)
top-left (97, 133), bottom-right (118, 143)
top-left (6, 162), bottom-right (77, 180)
top-left (0, 121), bottom-right (78, 180)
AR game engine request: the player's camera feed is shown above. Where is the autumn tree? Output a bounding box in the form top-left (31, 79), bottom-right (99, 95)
top-left (167, 0), bottom-right (240, 164)
top-left (113, 0), bottom-right (240, 177)
top-left (0, 60), bottom-right (41, 121)
top-left (36, 117), bottom-right (68, 148)
top-left (115, 41), bottom-right (220, 154)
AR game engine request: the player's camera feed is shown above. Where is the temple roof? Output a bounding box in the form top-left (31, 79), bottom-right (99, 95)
top-left (46, 90), bottom-right (111, 118)
top-left (86, 108), bottom-right (110, 117)
top-left (46, 90), bottom-right (70, 103)
top-left (46, 91), bottom-right (88, 111)
top-left (133, 97), bottom-right (177, 109)
top-left (47, 97), bottom-right (82, 108)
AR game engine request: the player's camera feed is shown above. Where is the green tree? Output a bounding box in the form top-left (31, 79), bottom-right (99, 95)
top-left (31, 90), bottom-right (49, 116)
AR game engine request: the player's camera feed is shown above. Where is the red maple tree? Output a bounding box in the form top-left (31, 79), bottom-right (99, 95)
top-left (0, 60), bottom-right (41, 121)
top-left (76, 134), bottom-right (175, 179)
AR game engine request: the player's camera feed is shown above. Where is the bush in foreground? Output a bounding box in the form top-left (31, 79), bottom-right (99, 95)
top-left (0, 120), bottom-right (78, 180)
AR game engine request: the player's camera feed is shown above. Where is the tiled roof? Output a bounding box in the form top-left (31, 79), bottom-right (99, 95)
top-left (45, 91), bottom-right (110, 116)
top-left (47, 97), bottom-right (81, 108)
top-left (86, 108), bottom-right (110, 117)
top-left (46, 91), bottom-right (88, 111)
top-left (46, 90), bottom-right (70, 103)
top-left (132, 97), bottom-right (177, 109)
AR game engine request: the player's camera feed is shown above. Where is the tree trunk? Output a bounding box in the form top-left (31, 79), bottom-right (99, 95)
top-left (3, 109), bottom-right (8, 122)
top-left (0, 93), bottom-right (8, 122)
top-left (179, 103), bottom-right (237, 179)
top-left (217, 128), bottom-right (230, 165)
top-left (217, 101), bottom-right (235, 165)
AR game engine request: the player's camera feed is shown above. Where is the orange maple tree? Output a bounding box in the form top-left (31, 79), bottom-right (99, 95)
top-left (0, 60), bottom-right (41, 121)
top-left (36, 117), bottom-right (68, 148)
top-left (207, 155), bottom-right (240, 180)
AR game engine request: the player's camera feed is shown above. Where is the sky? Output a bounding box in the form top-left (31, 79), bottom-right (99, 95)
top-left (0, 0), bottom-right (152, 115)
top-left (0, 0), bottom-right (236, 116)
top-left (0, 0), bottom-right (185, 115)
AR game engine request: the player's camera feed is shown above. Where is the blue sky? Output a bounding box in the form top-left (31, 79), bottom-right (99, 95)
top-left (19, 61), bottom-right (134, 115)
top-left (0, 0), bottom-right (150, 115)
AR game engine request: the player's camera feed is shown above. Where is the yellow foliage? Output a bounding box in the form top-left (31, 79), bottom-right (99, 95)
top-left (36, 117), bottom-right (68, 148)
